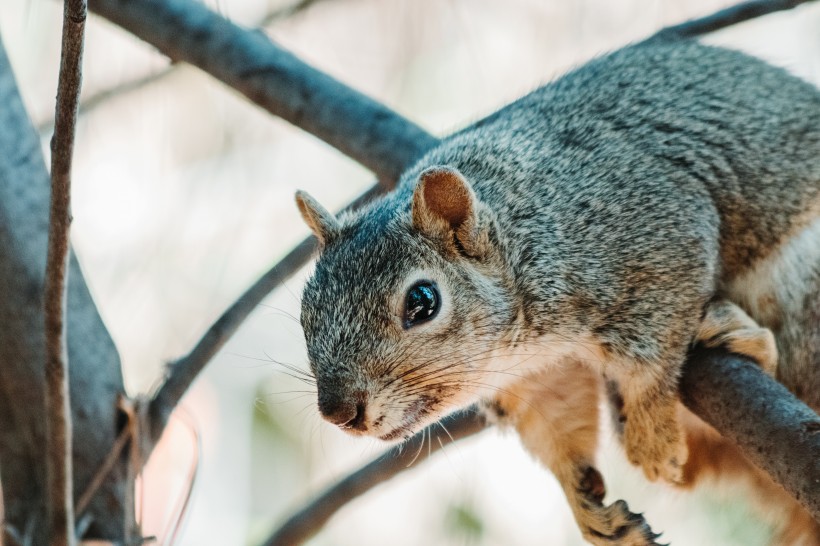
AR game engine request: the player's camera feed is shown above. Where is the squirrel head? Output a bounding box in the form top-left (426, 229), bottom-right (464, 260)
top-left (297, 166), bottom-right (517, 440)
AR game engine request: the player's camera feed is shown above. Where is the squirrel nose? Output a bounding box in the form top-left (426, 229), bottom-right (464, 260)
top-left (318, 393), bottom-right (368, 431)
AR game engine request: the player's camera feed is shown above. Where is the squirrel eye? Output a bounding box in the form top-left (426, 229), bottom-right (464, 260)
top-left (404, 281), bottom-right (440, 328)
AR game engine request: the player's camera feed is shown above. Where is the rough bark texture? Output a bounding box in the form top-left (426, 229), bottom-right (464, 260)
top-left (88, 0), bottom-right (439, 184)
top-left (680, 348), bottom-right (820, 520)
top-left (44, 0), bottom-right (89, 542)
top-left (0, 35), bottom-right (126, 543)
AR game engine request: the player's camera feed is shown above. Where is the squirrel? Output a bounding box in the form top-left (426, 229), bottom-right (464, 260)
top-left (295, 39), bottom-right (820, 545)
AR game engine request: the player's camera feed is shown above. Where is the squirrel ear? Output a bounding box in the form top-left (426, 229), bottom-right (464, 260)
top-left (412, 166), bottom-right (476, 236)
top-left (412, 167), bottom-right (492, 258)
top-left (295, 191), bottom-right (339, 246)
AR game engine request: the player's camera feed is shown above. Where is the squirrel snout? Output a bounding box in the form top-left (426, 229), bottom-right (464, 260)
top-left (318, 390), bottom-right (368, 431)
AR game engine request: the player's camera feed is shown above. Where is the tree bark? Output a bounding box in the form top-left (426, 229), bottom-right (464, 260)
top-left (0, 35), bottom-right (126, 543)
top-left (44, 0), bottom-right (91, 542)
top-left (680, 348), bottom-right (820, 521)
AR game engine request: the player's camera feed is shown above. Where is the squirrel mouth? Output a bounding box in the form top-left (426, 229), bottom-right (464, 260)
top-left (378, 397), bottom-right (435, 441)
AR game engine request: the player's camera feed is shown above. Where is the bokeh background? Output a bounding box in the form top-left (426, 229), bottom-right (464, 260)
top-left (1, 1), bottom-right (819, 544)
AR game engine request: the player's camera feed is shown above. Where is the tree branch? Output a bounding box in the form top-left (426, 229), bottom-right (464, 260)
top-left (680, 348), bottom-right (820, 520)
top-left (651, 0), bottom-right (816, 40)
top-left (44, 0), bottom-right (88, 542)
top-left (88, 0), bottom-right (438, 184)
top-left (262, 408), bottom-right (488, 546)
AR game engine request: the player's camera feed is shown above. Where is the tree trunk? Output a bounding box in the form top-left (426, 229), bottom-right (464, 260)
top-left (0, 35), bottom-right (127, 543)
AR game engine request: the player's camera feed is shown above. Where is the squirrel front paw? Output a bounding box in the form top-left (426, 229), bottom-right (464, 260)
top-left (623, 394), bottom-right (687, 484)
top-left (696, 299), bottom-right (778, 375)
top-left (572, 467), bottom-right (665, 546)
top-left (582, 500), bottom-right (666, 546)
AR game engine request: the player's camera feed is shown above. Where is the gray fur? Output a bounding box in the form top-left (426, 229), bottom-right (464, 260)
top-left (300, 40), bottom-right (820, 441)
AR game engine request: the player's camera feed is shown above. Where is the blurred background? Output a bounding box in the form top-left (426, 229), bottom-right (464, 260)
top-left (1, 0), bottom-right (819, 544)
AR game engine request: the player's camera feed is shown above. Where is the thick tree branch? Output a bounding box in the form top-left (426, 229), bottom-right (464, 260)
top-left (680, 348), bottom-right (820, 520)
top-left (262, 408), bottom-right (487, 546)
top-left (44, 0), bottom-right (88, 543)
top-left (88, 0), bottom-right (438, 184)
top-left (0, 33), bottom-right (125, 545)
top-left (652, 0), bottom-right (815, 40)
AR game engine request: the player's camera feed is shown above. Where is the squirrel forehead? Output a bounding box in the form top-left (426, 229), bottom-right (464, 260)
top-left (305, 221), bottom-right (435, 301)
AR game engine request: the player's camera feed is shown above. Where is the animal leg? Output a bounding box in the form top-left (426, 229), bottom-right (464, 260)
top-left (490, 362), bottom-right (664, 546)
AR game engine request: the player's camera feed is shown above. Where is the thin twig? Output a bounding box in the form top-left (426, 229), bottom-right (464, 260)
top-left (125, 397), bottom-right (143, 541)
top-left (75, 419), bottom-right (131, 515)
top-left (45, 0), bottom-right (88, 544)
top-left (651, 0), bottom-right (815, 40)
top-left (162, 408), bottom-right (201, 546)
top-left (147, 184), bottom-right (399, 441)
top-left (258, 0), bottom-right (330, 26)
top-left (261, 408), bottom-right (487, 546)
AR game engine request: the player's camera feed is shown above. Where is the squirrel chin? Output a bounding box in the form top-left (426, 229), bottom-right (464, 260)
top-left (378, 427), bottom-right (413, 442)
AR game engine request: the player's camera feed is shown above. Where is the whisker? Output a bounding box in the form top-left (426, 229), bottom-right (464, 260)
top-left (405, 428), bottom-right (426, 468)
top-left (256, 303), bottom-right (301, 323)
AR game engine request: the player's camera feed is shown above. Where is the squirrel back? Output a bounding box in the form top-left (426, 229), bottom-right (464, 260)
top-left (398, 40), bottom-right (820, 283)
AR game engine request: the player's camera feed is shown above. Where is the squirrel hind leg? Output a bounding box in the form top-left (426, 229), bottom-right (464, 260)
top-left (491, 362), bottom-right (664, 546)
top-left (696, 299), bottom-right (778, 376)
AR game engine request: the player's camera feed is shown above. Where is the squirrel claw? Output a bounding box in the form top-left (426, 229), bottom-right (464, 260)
top-left (567, 465), bottom-right (665, 546)
top-left (580, 499), bottom-right (665, 546)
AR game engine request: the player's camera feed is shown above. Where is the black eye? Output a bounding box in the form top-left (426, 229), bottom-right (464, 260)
top-left (404, 281), bottom-right (440, 328)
